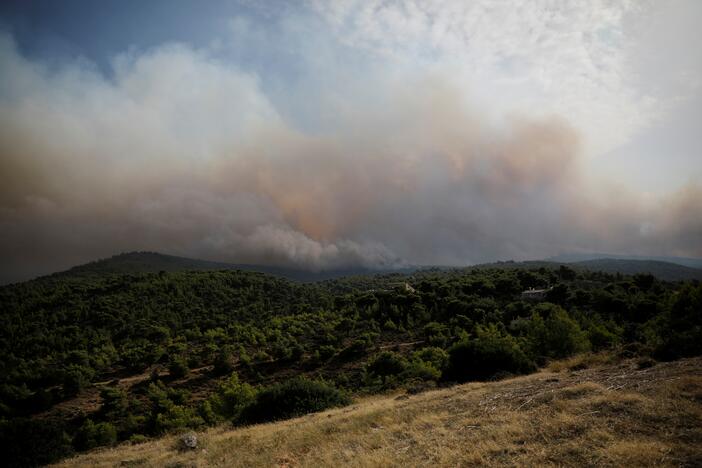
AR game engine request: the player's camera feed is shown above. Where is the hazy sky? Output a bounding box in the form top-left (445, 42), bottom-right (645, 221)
top-left (0, 0), bottom-right (701, 283)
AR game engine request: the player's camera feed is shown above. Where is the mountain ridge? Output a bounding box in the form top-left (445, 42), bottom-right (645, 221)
top-left (549, 252), bottom-right (702, 269)
top-left (54, 251), bottom-right (415, 282)
top-left (471, 258), bottom-right (702, 281)
top-left (12, 251), bottom-right (702, 286)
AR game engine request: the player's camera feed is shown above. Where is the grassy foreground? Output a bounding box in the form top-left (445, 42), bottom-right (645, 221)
top-left (56, 355), bottom-right (702, 467)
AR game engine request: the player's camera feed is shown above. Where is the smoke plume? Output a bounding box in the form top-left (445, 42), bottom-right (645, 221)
top-left (0, 34), bottom-right (700, 283)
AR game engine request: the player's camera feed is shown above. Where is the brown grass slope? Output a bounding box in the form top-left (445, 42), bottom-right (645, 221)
top-left (56, 356), bottom-right (702, 467)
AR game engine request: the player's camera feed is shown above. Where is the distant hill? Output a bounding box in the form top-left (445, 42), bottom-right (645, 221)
top-left (473, 258), bottom-right (702, 282)
top-left (63, 251), bottom-right (236, 275)
top-left (549, 252), bottom-right (702, 270)
top-left (55, 251), bottom-right (409, 282)
top-left (570, 258), bottom-right (702, 282)
top-left (51, 252), bottom-right (702, 284)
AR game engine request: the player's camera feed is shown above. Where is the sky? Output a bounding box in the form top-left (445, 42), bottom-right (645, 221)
top-left (0, 0), bottom-right (701, 283)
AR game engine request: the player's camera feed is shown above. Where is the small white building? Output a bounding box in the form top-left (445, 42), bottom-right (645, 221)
top-left (521, 287), bottom-right (551, 301)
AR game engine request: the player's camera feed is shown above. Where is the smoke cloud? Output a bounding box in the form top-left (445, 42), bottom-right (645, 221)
top-left (0, 33), bottom-right (700, 283)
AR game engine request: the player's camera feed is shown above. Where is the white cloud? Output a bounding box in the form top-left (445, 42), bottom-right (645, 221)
top-left (310, 0), bottom-right (666, 156)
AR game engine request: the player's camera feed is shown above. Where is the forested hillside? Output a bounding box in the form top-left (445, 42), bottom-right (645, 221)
top-left (474, 259), bottom-right (702, 281)
top-left (48, 251), bottom-right (405, 284)
top-left (1, 263), bottom-right (700, 466)
top-left (571, 259), bottom-right (702, 281)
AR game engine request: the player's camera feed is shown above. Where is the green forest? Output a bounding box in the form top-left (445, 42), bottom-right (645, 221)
top-left (1, 263), bottom-right (700, 466)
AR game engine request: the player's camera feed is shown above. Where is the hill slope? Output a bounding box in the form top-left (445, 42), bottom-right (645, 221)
top-left (550, 253), bottom-right (702, 270)
top-left (475, 258), bottom-right (702, 281)
top-left (56, 251), bottom-right (404, 282)
top-left (571, 258), bottom-right (702, 281)
top-left (57, 356), bottom-right (702, 467)
top-left (3, 257), bottom-right (700, 466)
top-left (38, 251), bottom-right (702, 284)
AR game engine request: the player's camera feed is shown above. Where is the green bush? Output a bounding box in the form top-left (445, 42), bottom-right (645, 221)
top-left (404, 347), bottom-right (449, 381)
top-left (242, 377), bottom-right (350, 424)
top-left (340, 333), bottom-right (376, 358)
top-left (652, 284), bottom-right (702, 360)
top-left (147, 381), bottom-right (189, 412)
top-left (0, 418), bottom-right (73, 467)
top-left (120, 342), bottom-right (165, 372)
top-left (199, 399), bottom-right (218, 425)
top-left (584, 318), bottom-right (622, 351)
top-left (129, 434), bottom-right (149, 444)
top-left (253, 350), bottom-right (270, 362)
top-left (404, 359), bottom-right (441, 381)
top-left (153, 405), bottom-right (204, 434)
top-left (366, 351), bottom-right (407, 384)
top-left (423, 322), bottom-right (449, 347)
top-left (317, 345), bottom-right (337, 361)
top-left (213, 346), bottom-right (237, 375)
top-left (146, 381), bottom-right (202, 434)
top-left (168, 356), bottom-right (189, 379)
top-left (444, 325), bottom-right (535, 382)
top-left (206, 373), bottom-right (256, 422)
top-left (122, 412), bottom-right (147, 436)
top-left (99, 386), bottom-right (129, 418)
top-left (412, 347), bottom-right (449, 371)
top-left (526, 305), bottom-right (590, 361)
top-left (62, 365), bottom-right (94, 397)
top-left (74, 419), bottom-right (117, 451)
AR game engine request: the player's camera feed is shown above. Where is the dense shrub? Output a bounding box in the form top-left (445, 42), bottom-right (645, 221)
top-left (340, 333), bottom-right (376, 358)
top-left (73, 419), bottom-right (117, 451)
top-left (366, 351), bottom-right (407, 384)
top-left (317, 345), bottom-right (337, 361)
top-left (402, 347), bottom-right (449, 382)
top-left (651, 284), bottom-right (702, 360)
top-left (168, 356), bottom-right (189, 379)
top-left (206, 372), bottom-right (256, 422)
top-left (412, 347), bottom-right (449, 372)
top-left (62, 365), bottom-right (94, 397)
top-left (404, 359), bottom-right (442, 381)
top-left (423, 322), bottom-right (449, 347)
top-left (120, 342), bottom-right (165, 372)
top-left (153, 405), bottom-right (204, 434)
top-left (213, 346), bottom-right (237, 375)
top-left (145, 381), bottom-right (203, 434)
top-left (582, 316), bottom-right (622, 351)
top-left (99, 386), bottom-right (129, 418)
top-left (0, 418), bottom-right (73, 467)
top-left (147, 381), bottom-right (183, 408)
top-left (242, 377), bottom-right (350, 424)
top-left (525, 305), bottom-right (590, 361)
top-left (444, 325), bottom-right (535, 382)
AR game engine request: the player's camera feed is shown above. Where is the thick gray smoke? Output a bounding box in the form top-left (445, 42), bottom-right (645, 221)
top-left (0, 35), bottom-right (700, 283)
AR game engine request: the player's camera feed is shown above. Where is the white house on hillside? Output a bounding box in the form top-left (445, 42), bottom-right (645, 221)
top-left (521, 287), bottom-right (552, 301)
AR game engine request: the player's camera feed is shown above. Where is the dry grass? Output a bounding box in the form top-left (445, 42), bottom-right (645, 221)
top-left (546, 351), bottom-right (619, 373)
top-left (56, 356), bottom-right (702, 467)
